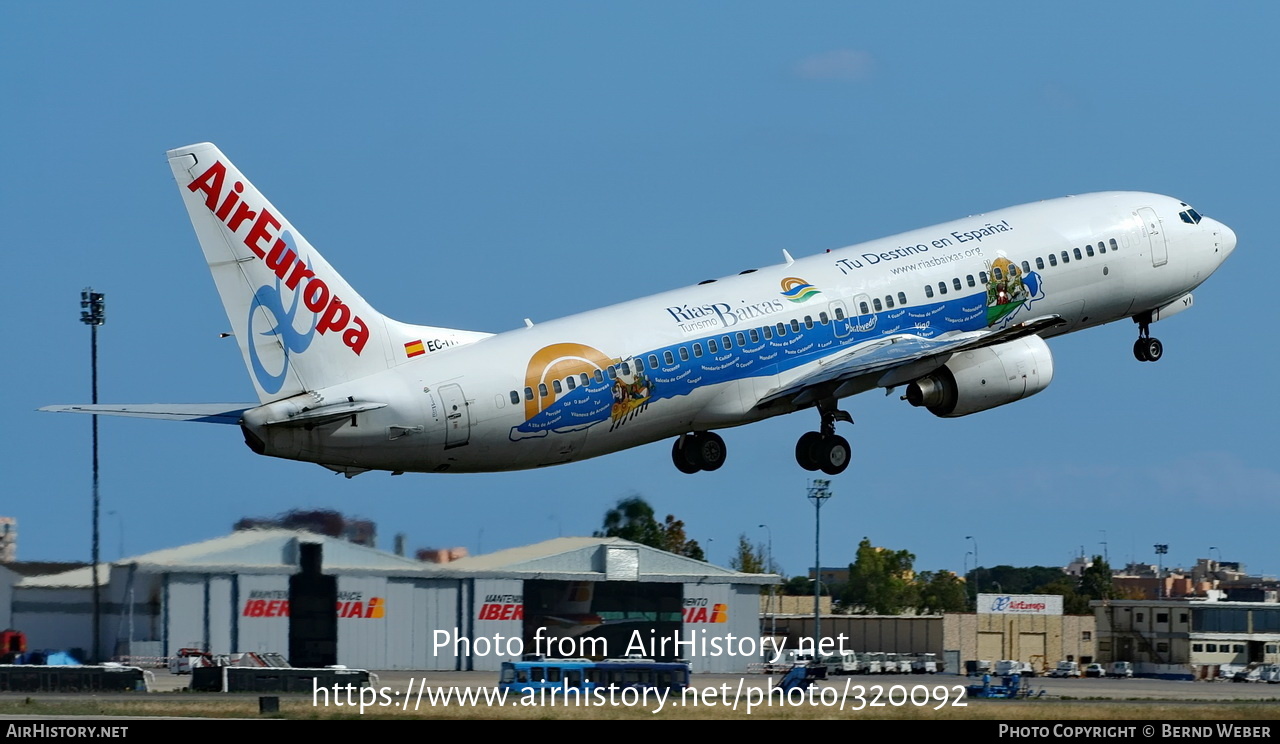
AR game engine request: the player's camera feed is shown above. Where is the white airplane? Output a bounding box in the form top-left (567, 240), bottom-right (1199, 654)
top-left (43, 143), bottom-right (1236, 477)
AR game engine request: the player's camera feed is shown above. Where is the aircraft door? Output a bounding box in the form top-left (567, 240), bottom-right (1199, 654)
top-left (1138, 207), bottom-right (1168, 268)
top-left (828, 299), bottom-right (853, 339)
top-left (848, 294), bottom-right (875, 337)
top-left (439, 383), bottom-right (471, 449)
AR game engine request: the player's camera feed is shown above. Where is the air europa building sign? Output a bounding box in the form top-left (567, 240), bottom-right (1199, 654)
top-left (977, 593), bottom-right (1062, 615)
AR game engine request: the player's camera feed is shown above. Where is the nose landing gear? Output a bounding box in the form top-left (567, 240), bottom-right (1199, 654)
top-left (1133, 314), bottom-right (1163, 362)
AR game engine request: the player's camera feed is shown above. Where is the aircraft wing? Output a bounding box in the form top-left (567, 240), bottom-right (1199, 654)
top-left (38, 404), bottom-right (253, 424)
top-left (758, 315), bottom-right (1066, 408)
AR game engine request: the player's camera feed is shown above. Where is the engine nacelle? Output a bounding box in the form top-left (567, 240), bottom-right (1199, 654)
top-left (904, 335), bottom-right (1054, 417)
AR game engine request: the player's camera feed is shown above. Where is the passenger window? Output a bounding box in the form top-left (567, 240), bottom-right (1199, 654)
top-left (736, 332), bottom-right (747, 346)
top-left (897, 292), bottom-right (906, 305)
top-left (580, 373), bottom-right (590, 387)
top-left (1021, 261), bottom-right (1031, 274)
top-left (566, 376), bottom-right (576, 390)
top-left (1061, 251), bottom-right (1070, 264)
top-left (834, 307), bottom-right (845, 321)
top-left (925, 285), bottom-right (935, 298)
top-left (818, 312), bottom-right (829, 324)
top-left (708, 339), bottom-right (718, 353)
top-left (873, 298), bottom-right (882, 311)
top-left (679, 347), bottom-right (689, 361)
top-left (749, 329), bottom-right (760, 343)
top-left (1099, 242), bottom-right (1107, 254)
top-left (938, 282), bottom-right (947, 295)
top-left (1073, 247), bottom-right (1082, 260)
top-left (1048, 254), bottom-right (1058, 266)
top-left (722, 335), bottom-right (733, 349)
top-left (804, 315), bottom-right (814, 329)
top-left (606, 366), bottom-right (617, 380)
top-left (979, 271), bottom-right (988, 284)
top-left (594, 370), bottom-right (604, 383)
top-left (552, 379), bottom-right (562, 394)
top-left (884, 295), bottom-right (894, 309)
top-left (538, 383), bottom-right (548, 398)
top-left (993, 267), bottom-right (1003, 280)
top-left (791, 319), bottom-right (800, 332)
top-left (524, 387), bottom-right (534, 401)
top-left (510, 390), bottom-right (520, 404)
top-left (859, 301), bottom-right (869, 314)
top-left (1110, 238), bottom-right (1119, 251)
top-left (763, 325), bottom-right (773, 340)
top-left (1036, 257), bottom-right (1044, 269)
top-left (620, 362), bottom-right (631, 375)
top-left (952, 277), bottom-right (962, 291)
top-left (692, 344), bottom-right (703, 357)
top-left (648, 354), bottom-right (659, 369)
top-left (664, 351), bottom-right (674, 365)
top-left (1085, 244), bottom-right (1094, 257)
top-left (966, 275), bottom-right (976, 287)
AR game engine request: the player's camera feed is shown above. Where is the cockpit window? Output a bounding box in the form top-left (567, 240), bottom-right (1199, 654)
top-left (1179, 208), bottom-right (1203, 224)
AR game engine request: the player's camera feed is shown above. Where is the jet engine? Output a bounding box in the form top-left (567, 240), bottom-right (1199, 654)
top-left (904, 336), bottom-right (1054, 417)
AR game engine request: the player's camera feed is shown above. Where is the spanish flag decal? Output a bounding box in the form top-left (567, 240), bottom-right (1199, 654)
top-left (405, 340), bottom-right (426, 358)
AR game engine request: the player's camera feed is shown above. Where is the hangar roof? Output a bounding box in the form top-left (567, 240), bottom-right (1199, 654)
top-left (17, 531), bottom-right (776, 586)
top-left (433, 536), bottom-right (777, 585)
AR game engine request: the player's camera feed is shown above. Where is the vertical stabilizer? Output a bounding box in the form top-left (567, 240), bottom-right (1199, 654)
top-left (167, 143), bottom-right (489, 403)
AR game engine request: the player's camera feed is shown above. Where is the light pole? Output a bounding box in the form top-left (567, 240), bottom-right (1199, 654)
top-left (808, 479), bottom-right (833, 653)
top-left (966, 535), bottom-right (979, 593)
top-left (758, 524), bottom-right (775, 641)
top-left (1099, 529), bottom-right (1109, 565)
top-left (1154, 544), bottom-right (1169, 599)
top-left (964, 550), bottom-right (973, 607)
top-left (80, 288), bottom-right (105, 664)
top-left (1210, 546), bottom-right (1222, 565)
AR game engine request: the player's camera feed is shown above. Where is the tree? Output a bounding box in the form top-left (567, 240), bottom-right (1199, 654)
top-left (594, 494), bottom-right (704, 560)
top-left (843, 538), bottom-right (918, 614)
top-left (729, 533), bottom-right (766, 573)
top-left (916, 570), bottom-right (969, 614)
top-left (1035, 576), bottom-right (1090, 615)
top-left (1079, 555), bottom-right (1118, 603)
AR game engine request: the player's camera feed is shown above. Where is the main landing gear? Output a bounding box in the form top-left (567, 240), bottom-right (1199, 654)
top-left (795, 401), bottom-right (852, 476)
top-left (671, 431), bottom-right (727, 474)
top-left (1133, 314), bottom-right (1163, 362)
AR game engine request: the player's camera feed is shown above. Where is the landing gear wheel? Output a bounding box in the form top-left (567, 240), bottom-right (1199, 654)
top-left (671, 437), bottom-right (700, 474)
top-left (795, 431), bottom-right (823, 471)
top-left (1142, 337), bottom-right (1163, 362)
top-left (684, 431), bottom-right (727, 471)
top-left (1133, 337), bottom-right (1163, 362)
top-left (816, 435), bottom-right (851, 476)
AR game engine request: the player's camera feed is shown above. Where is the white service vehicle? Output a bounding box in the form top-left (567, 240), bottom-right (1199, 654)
top-left (1050, 660), bottom-right (1081, 678)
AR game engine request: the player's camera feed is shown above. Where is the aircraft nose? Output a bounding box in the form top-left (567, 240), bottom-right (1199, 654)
top-left (1219, 222), bottom-right (1237, 258)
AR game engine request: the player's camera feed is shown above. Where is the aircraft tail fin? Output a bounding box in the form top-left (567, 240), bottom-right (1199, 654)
top-left (167, 143), bottom-right (489, 403)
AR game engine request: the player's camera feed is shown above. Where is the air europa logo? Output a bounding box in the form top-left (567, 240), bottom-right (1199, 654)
top-left (186, 161), bottom-right (370, 390)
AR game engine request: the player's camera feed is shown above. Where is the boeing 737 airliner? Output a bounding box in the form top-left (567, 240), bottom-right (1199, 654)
top-left (43, 143), bottom-right (1237, 477)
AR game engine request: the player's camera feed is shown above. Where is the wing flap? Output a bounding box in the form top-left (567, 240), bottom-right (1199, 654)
top-left (38, 404), bottom-right (252, 424)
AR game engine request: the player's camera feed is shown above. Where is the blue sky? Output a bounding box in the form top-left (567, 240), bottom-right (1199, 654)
top-left (4, 2), bottom-right (1276, 583)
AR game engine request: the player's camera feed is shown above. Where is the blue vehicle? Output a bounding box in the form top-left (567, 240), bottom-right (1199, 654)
top-left (499, 658), bottom-right (690, 695)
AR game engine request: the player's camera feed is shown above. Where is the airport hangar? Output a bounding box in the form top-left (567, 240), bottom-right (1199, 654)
top-left (6, 530), bottom-right (774, 673)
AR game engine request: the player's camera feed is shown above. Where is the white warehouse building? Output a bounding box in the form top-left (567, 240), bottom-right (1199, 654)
top-left (8, 530), bottom-right (773, 673)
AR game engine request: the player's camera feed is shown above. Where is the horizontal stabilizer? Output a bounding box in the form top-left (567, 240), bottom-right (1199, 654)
top-left (38, 404), bottom-right (252, 424)
top-left (261, 400), bottom-right (387, 427)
